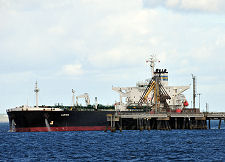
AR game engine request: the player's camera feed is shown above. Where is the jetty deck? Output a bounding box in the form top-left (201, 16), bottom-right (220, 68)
top-left (106, 112), bottom-right (225, 132)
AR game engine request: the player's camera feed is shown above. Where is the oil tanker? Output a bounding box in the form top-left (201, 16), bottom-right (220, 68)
top-left (7, 56), bottom-right (191, 132)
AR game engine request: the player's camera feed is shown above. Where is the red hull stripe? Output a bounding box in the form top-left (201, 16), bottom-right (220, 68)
top-left (15, 126), bottom-right (109, 132)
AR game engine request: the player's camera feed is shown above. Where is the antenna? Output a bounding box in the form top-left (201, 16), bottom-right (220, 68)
top-left (34, 81), bottom-right (40, 108)
top-left (146, 55), bottom-right (160, 78)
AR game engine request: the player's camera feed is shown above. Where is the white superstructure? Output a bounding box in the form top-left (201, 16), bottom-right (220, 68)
top-left (113, 56), bottom-right (190, 111)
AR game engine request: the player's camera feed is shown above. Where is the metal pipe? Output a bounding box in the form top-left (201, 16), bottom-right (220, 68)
top-left (192, 75), bottom-right (196, 109)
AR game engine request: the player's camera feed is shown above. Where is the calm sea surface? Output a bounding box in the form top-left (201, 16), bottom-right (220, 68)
top-left (0, 122), bottom-right (225, 161)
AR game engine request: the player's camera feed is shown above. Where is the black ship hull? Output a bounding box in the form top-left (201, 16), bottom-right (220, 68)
top-left (7, 110), bottom-right (114, 132)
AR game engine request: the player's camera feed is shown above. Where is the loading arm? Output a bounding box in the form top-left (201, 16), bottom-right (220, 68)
top-left (112, 87), bottom-right (130, 105)
top-left (144, 81), bottom-right (155, 101)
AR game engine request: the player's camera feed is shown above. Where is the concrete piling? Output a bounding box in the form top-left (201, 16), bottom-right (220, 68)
top-left (218, 118), bottom-right (222, 129)
top-left (208, 119), bottom-right (211, 129)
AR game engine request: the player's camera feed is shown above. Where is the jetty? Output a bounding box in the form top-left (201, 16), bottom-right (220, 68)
top-left (106, 111), bottom-right (225, 132)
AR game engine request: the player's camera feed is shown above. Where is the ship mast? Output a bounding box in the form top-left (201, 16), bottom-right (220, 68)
top-left (146, 55), bottom-right (159, 78)
top-left (34, 81), bottom-right (40, 108)
top-left (72, 89), bottom-right (75, 106)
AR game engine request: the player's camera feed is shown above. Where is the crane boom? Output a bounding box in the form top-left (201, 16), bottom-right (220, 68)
top-left (76, 93), bottom-right (90, 106)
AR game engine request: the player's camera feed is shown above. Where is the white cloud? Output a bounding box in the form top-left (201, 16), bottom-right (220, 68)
top-left (61, 64), bottom-right (84, 76)
top-left (143, 0), bottom-right (225, 13)
top-left (48, 26), bottom-right (66, 35)
top-left (87, 45), bottom-right (149, 68)
top-left (180, 0), bottom-right (220, 12)
top-left (0, 0), bottom-right (225, 113)
top-left (166, 0), bottom-right (180, 8)
top-left (216, 35), bottom-right (225, 47)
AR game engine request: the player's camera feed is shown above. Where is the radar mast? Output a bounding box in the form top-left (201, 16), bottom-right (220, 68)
top-left (34, 81), bottom-right (40, 108)
top-left (72, 89), bottom-right (75, 106)
top-left (146, 55), bottom-right (159, 78)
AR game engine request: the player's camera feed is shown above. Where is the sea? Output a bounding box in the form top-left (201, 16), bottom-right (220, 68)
top-left (0, 121), bottom-right (225, 161)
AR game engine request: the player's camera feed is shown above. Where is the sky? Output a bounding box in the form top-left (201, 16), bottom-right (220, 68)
top-left (1, 0), bottom-right (225, 113)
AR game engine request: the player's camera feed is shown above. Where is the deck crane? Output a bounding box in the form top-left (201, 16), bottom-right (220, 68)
top-left (76, 93), bottom-right (90, 106)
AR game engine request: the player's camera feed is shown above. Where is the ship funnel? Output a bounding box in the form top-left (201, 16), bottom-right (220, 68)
top-left (154, 69), bottom-right (168, 86)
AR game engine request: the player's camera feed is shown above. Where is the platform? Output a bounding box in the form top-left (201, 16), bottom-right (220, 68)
top-left (106, 112), bottom-right (225, 132)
